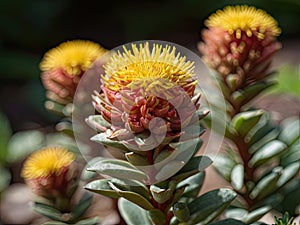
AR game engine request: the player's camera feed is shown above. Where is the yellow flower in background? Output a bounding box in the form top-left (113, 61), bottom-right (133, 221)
top-left (199, 5), bottom-right (281, 88)
top-left (22, 146), bottom-right (78, 199)
top-left (40, 40), bottom-right (107, 76)
top-left (22, 147), bottom-right (75, 179)
top-left (40, 40), bottom-right (107, 104)
top-left (206, 5), bottom-right (281, 39)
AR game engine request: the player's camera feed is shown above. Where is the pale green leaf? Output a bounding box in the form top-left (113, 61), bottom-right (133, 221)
top-left (6, 130), bottom-right (45, 163)
top-left (230, 110), bottom-right (265, 137)
top-left (249, 140), bottom-right (287, 167)
top-left (118, 198), bottom-right (152, 225)
top-left (186, 188), bottom-right (237, 225)
top-left (231, 164), bottom-right (244, 191)
top-left (87, 158), bottom-right (148, 182)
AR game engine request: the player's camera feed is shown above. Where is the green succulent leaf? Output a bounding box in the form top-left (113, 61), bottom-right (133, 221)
top-left (245, 114), bottom-right (278, 146)
top-left (171, 156), bottom-right (212, 182)
top-left (232, 80), bottom-right (275, 106)
top-left (243, 206), bottom-right (271, 224)
top-left (86, 114), bottom-right (110, 130)
top-left (173, 202), bottom-right (190, 222)
top-left (186, 188), bottom-right (237, 225)
top-left (84, 179), bottom-right (119, 198)
top-left (42, 222), bottom-right (68, 225)
top-left (249, 140), bottom-right (287, 167)
top-left (85, 178), bottom-right (151, 202)
top-left (87, 157), bottom-right (148, 182)
top-left (280, 140), bottom-right (300, 167)
top-left (169, 138), bottom-right (204, 159)
top-left (71, 192), bottom-right (93, 221)
top-left (203, 109), bottom-right (232, 139)
top-left (225, 206), bottom-right (271, 224)
top-left (231, 164), bottom-right (244, 191)
top-left (147, 209), bottom-right (167, 225)
top-left (229, 110), bottom-right (265, 137)
top-left (118, 198), bottom-right (152, 225)
top-left (212, 154), bottom-right (236, 181)
top-left (33, 202), bottom-right (64, 221)
top-left (6, 130), bottom-right (45, 163)
top-left (277, 162), bottom-right (300, 188)
top-left (155, 160), bottom-right (185, 182)
top-left (109, 181), bottom-right (153, 210)
top-left (250, 168), bottom-right (282, 200)
top-left (278, 117), bottom-right (300, 146)
top-left (177, 172), bottom-right (205, 198)
top-left (91, 132), bottom-right (128, 151)
top-left (275, 179), bottom-right (300, 215)
top-left (209, 218), bottom-right (246, 225)
top-left (150, 184), bottom-right (174, 204)
top-left (75, 217), bottom-right (99, 225)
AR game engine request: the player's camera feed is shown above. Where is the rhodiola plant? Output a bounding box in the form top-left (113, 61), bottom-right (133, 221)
top-left (84, 41), bottom-right (242, 225)
top-left (199, 5), bottom-right (300, 224)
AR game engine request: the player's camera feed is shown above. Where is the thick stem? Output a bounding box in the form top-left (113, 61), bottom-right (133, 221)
top-left (164, 211), bottom-right (174, 225)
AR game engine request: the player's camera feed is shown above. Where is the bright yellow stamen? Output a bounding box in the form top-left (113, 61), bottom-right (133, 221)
top-left (102, 42), bottom-right (195, 91)
top-left (40, 40), bottom-right (107, 76)
top-left (206, 5), bottom-right (281, 39)
top-left (21, 147), bottom-right (75, 179)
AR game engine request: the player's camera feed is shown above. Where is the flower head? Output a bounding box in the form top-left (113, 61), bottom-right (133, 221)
top-left (205, 5), bottom-right (281, 40)
top-left (21, 146), bottom-right (78, 199)
top-left (199, 5), bottom-right (281, 88)
top-left (102, 42), bottom-right (196, 95)
top-left (94, 42), bottom-right (200, 138)
top-left (40, 40), bottom-right (107, 104)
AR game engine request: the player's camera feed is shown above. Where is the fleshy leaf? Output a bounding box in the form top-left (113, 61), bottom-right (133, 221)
top-left (250, 169), bottom-right (282, 200)
top-left (109, 182), bottom-right (154, 210)
top-left (84, 179), bottom-right (119, 198)
top-left (171, 156), bottom-right (212, 182)
top-left (87, 157), bottom-right (148, 182)
top-left (186, 188), bottom-right (237, 225)
top-left (147, 209), bottom-right (166, 225)
top-left (232, 80), bottom-right (275, 106)
top-left (177, 172), bottom-right (205, 198)
top-left (230, 110), bottom-right (265, 137)
top-left (212, 154), bottom-right (236, 181)
top-left (118, 198), bottom-right (152, 225)
top-left (91, 132), bottom-right (128, 151)
top-left (71, 192), bottom-right (93, 221)
top-left (75, 217), bottom-right (99, 225)
top-left (7, 130), bottom-right (44, 163)
top-left (278, 117), bottom-right (300, 146)
top-left (243, 206), bottom-right (271, 224)
top-left (231, 164), bottom-right (244, 191)
top-left (209, 218), bottom-right (246, 225)
top-left (33, 202), bottom-right (63, 221)
top-left (249, 140), bottom-right (287, 167)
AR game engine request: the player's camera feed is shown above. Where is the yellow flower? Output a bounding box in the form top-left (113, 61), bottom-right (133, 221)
top-left (22, 146), bottom-right (75, 179)
top-left (40, 40), bottom-right (107, 76)
top-left (40, 40), bottom-right (107, 105)
top-left (102, 42), bottom-right (196, 93)
top-left (21, 147), bottom-right (77, 200)
top-left (199, 5), bottom-right (281, 87)
top-left (206, 5), bottom-right (281, 39)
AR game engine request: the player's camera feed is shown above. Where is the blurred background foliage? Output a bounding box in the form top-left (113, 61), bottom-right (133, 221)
top-left (0, 0), bottom-right (299, 188)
